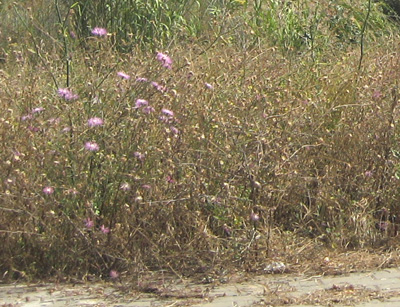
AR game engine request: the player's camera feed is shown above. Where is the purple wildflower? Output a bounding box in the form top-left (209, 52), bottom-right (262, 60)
top-left (250, 212), bottom-right (260, 222)
top-left (32, 107), bottom-right (45, 114)
top-left (133, 151), bottom-right (145, 161)
top-left (117, 71), bottom-right (130, 80)
top-left (84, 141), bottom-right (99, 151)
top-left (84, 217), bottom-right (94, 228)
top-left (158, 116), bottom-right (169, 123)
top-left (151, 81), bottom-right (167, 92)
top-left (91, 27), bottom-right (108, 37)
top-left (169, 126), bottom-right (179, 135)
top-left (28, 126), bottom-right (40, 132)
top-left (21, 114), bottom-right (33, 121)
top-left (372, 90), bottom-right (382, 100)
top-left (151, 81), bottom-right (160, 87)
top-left (156, 52), bottom-right (172, 69)
top-left (109, 270), bottom-right (119, 279)
top-left (135, 99), bottom-right (149, 108)
top-left (161, 108), bottom-right (174, 117)
top-left (166, 175), bottom-right (175, 183)
top-left (365, 170), bottom-right (373, 177)
top-left (100, 224), bottom-right (110, 234)
top-left (87, 117), bottom-right (104, 127)
top-left (136, 77), bottom-right (148, 82)
top-left (142, 106), bottom-right (155, 114)
top-left (70, 31), bottom-right (76, 39)
top-left (57, 88), bottom-right (78, 101)
top-left (43, 186), bottom-right (54, 195)
top-left (142, 184), bottom-right (151, 190)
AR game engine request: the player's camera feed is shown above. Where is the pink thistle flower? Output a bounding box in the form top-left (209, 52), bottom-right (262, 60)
top-left (57, 88), bottom-right (78, 101)
top-left (136, 77), bottom-right (148, 82)
top-left (135, 99), bottom-right (149, 108)
top-left (142, 106), bottom-right (155, 114)
top-left (87, 117), bottom-right (104, 127)
top-left (21, 114), bottom-right (33, 121)
top-left (109, 270), bottom-right (119, 279)
top-left (372, 90), bottom-right (382, 100)
top-left (117, 71), bottom-right (130, 80)
top-left (161, 108), bottom-right (174, 117)
top-left (166, 175), bottom-right (175, 183)
top-left (151, 81), bottom-right (167, 92)
top-left (91, 27), bottom-right (108, 37)
top-left (84, 141), bottom-right (99, 151)
top-left (250, 212), bottom-right (260, 222)
top-left (32, 107), bottom-right (45, 114)
top-left (28, 126), bottom-right (40, 132)
top-left (365, 170), bottom-right (373, 177)
top-left (169, 126), bottom-right (179, 135)
top-left (133, 152), bottom-right (145, 161)
top-left (156, 52), bottom-right (172, 69)
top-left (100, 224), bottom-right (110, 234)
top-left (43, 186), bottom-right (54, 195)
top-left (158, 115), bottom-right (169, 123)
top-left (84, 217), bottom-right (94, 228)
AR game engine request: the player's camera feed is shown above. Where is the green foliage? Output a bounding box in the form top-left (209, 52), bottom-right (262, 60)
top-left (381, 0), bottom-right (400, 17)
top-left (245, 0), bottom-right (393, 55)
top-left (69, 0), bottom-right (242, 50)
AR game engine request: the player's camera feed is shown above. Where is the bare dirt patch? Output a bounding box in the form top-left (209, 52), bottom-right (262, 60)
top-left (2, 250), bottom-right (400, 306)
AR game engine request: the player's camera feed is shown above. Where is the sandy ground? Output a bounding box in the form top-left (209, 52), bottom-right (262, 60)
top-left (2, 267), bottom-right (400, 306)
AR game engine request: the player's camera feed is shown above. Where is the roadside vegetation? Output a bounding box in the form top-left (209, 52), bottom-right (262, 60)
top-left (1, 0), bottom-right (400, 282)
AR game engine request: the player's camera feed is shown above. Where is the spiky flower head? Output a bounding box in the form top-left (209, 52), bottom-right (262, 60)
top-left (87, 117), bottom-right (104, 127)
top-left (91, 27), bottom-right (108, 37)
top-left (43, 186), bottom-right (54, 195)
top-left (156, 52), bottom-right (172, 69)
top-left (57, 88), bottom-right (78, 101)
top-left (84, 141), bottom-right (99, 151)
top-left (117, 71), bottom-right (130, 80)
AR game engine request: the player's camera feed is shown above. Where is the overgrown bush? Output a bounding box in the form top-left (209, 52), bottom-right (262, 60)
top-left (1, 0), bottom-right (400, 281)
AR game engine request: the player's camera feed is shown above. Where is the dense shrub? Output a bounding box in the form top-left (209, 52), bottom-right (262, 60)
top-left (1, 0), bottom-right (400, 281)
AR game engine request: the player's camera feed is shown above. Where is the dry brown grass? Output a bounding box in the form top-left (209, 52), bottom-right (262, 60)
top-left (2, 0), bottom-right (400, 283)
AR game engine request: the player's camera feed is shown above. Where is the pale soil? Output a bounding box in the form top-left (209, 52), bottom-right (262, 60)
top-left (2, 249), bottom-right (400, 306)
top-left (2, 268), bottom-right (400, 306)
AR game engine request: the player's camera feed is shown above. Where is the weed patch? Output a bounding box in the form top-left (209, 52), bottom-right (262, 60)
top-left (1, 0), bottom-right (400, 282)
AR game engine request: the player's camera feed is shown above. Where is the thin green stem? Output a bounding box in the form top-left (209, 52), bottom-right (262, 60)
top-left (55, 0), bottom-right (71, 87)
top-left (358, 0), bottom-right (372, 71)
